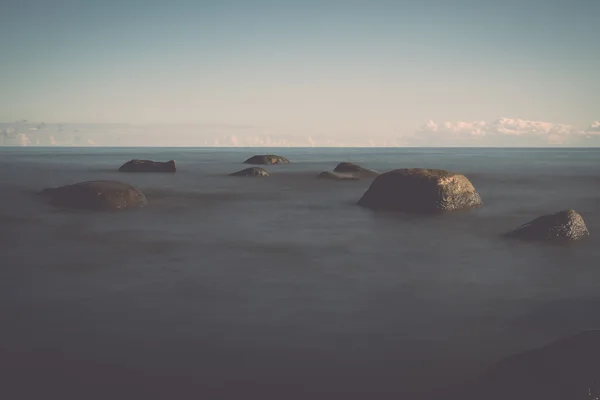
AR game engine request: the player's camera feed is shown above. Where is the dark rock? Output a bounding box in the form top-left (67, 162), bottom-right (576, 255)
top-left (243, 155), bottom-right (290, 165)
top-left (333, 162), bottom-right (379, 178)
top-left (39, 180), bottom-right (147, 211)
top-left (230, 167), bottom-right (269, 177)
top-left (317, 171), bottom-right (359, 180)
top-left (118, 159), bottom-right (176, 173)
top-left (505, 210), bottom-right (589, 242)
top-left (357, 168), bottom-right (482, 213)
top-left (460, 330), bottom-right (600, 400)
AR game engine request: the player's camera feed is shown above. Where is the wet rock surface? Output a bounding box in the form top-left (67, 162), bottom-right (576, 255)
top-left (40, 180), bottom-right (148, 211)
top-left (506, 209), bottom-right (589, 242)
top-left (357, 168), bottom-right (482, 213)
top-left (243, 155), bottom-right (290, 165)
top-left (118, 159), bottom-right (176, 173)
top-left (333, 162), bottom-right (379, 178)
top-left (230, 167), bottom-right (269, 177)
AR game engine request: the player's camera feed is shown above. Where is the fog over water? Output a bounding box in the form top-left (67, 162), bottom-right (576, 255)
top-left (1, 147), bottom-right (599, 399)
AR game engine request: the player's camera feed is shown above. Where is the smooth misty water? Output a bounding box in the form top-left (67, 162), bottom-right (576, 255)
top-left (0, 147), bottom-right (599, 400)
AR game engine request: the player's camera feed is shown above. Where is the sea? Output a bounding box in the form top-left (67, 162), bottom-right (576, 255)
top-left (0, 146), bottom-right (599, 400)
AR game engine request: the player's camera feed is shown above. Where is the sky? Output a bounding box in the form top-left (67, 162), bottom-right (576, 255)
top-left (1, 0), bottom-right (599, 146)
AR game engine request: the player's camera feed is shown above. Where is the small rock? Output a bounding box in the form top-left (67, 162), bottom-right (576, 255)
top-left (39, 180), bottom-right (147, 211)
top-left (118, 159), bottom-right (176, 173)
top-left (333, 162), bottom-right (379, 178)
top-left (506, 209), bottom-right (589, 242)
top-left (243, 155), bottom-right (290, 165)
top-left (317, 171), bottom-right (359, 180)
top-left (230, 167), bottom-right (269, 177)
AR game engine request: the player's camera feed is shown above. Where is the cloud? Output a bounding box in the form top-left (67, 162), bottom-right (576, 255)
top-left (586, 121), bottom-right (600, 132)
top-left (410, 117), bottom-right (599, 146)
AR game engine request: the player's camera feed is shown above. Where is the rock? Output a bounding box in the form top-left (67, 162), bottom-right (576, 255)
top-left (230, 167), bottom-right (269, 177)
top-left (243, 155), bottom-right (290, 165)
top-left (317, 171), bottom-right (359, 180)
top-left (118, 159), bottom-right (176, 173)
top-left (333, 162), bottom-right (379, 178)
top-left (357, 168), bottom-right (482, 213)
top-left (39, 180), bottom-right (147, 211)
top-left (461, 330), bottom-right (600, 400)
top-left (505, 210), bottom-right (589, 242)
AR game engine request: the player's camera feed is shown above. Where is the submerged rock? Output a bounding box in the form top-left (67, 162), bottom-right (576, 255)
top-left (317, 171), bottom-right (359, 180)
top-left (40, 180), bottom-right (147, 211)
top-left (243, 155), bottom-right (290, 165)
top-left (506, 209), bottom-right (589, 242)
top-left (229, 167), bottom-right (269, 177)
top-left (461, 330), bottom-right (600, 400)
top-left (118, 159), bottom-right (176, 172)
top-left (357, 168), bottom-right (482, 213)
top-left (333, 162), bottom-right (379, 178)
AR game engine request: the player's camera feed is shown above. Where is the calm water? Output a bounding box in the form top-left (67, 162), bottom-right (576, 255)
top-left (1, 147), bottom-right (599, 399)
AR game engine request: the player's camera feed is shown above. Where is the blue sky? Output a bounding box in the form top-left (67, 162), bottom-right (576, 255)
top-left (1, 0), bottom-right (599, 142)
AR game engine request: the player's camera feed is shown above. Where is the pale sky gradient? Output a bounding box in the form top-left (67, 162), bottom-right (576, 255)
top-left (1, 0), bottom-right (599, 144)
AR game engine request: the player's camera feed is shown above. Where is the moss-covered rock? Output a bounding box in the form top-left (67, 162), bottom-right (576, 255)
top-left (40, 180), bottom-right (147, 211)
top-left (505, 209), bottom-right (589, 242)
top-left (229, 167), bottom-right (269, 177)
top-left (243, 155), bottom-right (290, 165)
top-left (118, 159), bottom-right (176, 172)
top-left (357, 168), bottom-right (482, 213)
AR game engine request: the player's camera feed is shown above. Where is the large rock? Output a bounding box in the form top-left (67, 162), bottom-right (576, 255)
top-left (461, 330), bottom-right (600, 400)
top-left (243, 155), bottom-right (290, 165)
top-left (505, 209), bottom-right (589, 242)
top-left (357, 168), bottom-right (482, 213)
top-left (118, 159), bottom-right (176, 172)
top-left (333, 162), bottom-right (379, 178)
top-left (40, 180), bottom-right (147, 211)
top-left (317, 171), bottom-right (359, 180)
top-left (229, 167), bottom-right (269, 177)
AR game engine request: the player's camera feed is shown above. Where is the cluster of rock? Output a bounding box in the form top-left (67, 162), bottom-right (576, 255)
top-left (35, 153), bottom-right (595, 396)
top-left (37, 154), bottom-right (591, 243)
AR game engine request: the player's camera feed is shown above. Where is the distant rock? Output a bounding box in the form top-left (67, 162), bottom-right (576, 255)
top-left (118, 159), bottom-right (176, 172)
top-left (357, 168), bottom-right (482, 213)
top-left (317, 171), bottom-right (359, 180)
top-left (230, 167), bottom-right (269, 177)
top-left (243, 155), bottom-right (290, 165)
top-left (505, 209), bottom-right (589, 242)
top-left (460, 330), bottom-right (600, 400)
top-left (40, 180), bottom-right (147, 211)
top-left (333, 162), bottom-right (379, 178)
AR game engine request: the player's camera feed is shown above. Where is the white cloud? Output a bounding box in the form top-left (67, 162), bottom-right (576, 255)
top-left (410, 117), bottom-right (600, 146)
top-left (586, 121), bottom-right (600, 132)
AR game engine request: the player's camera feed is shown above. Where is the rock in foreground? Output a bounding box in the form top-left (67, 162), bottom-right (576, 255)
top-left (243, 155), bottom-right (290, 165)
top-left (333, 162), bottom-right (379, 178)
top-left (230, 167), bottom-right (269, 177)
top-left (505, 209), bottom-right (589, 242)
top-left (40, 180), bottom-right (147, 211)
top-left (460, 330), bottom-right (600, 400)
top-left (357, 168), bottom-right (482, 213)
top-left (317, 171), bottom-right (359, 180)
top-left (118, 159), bottom-right (176, 172)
